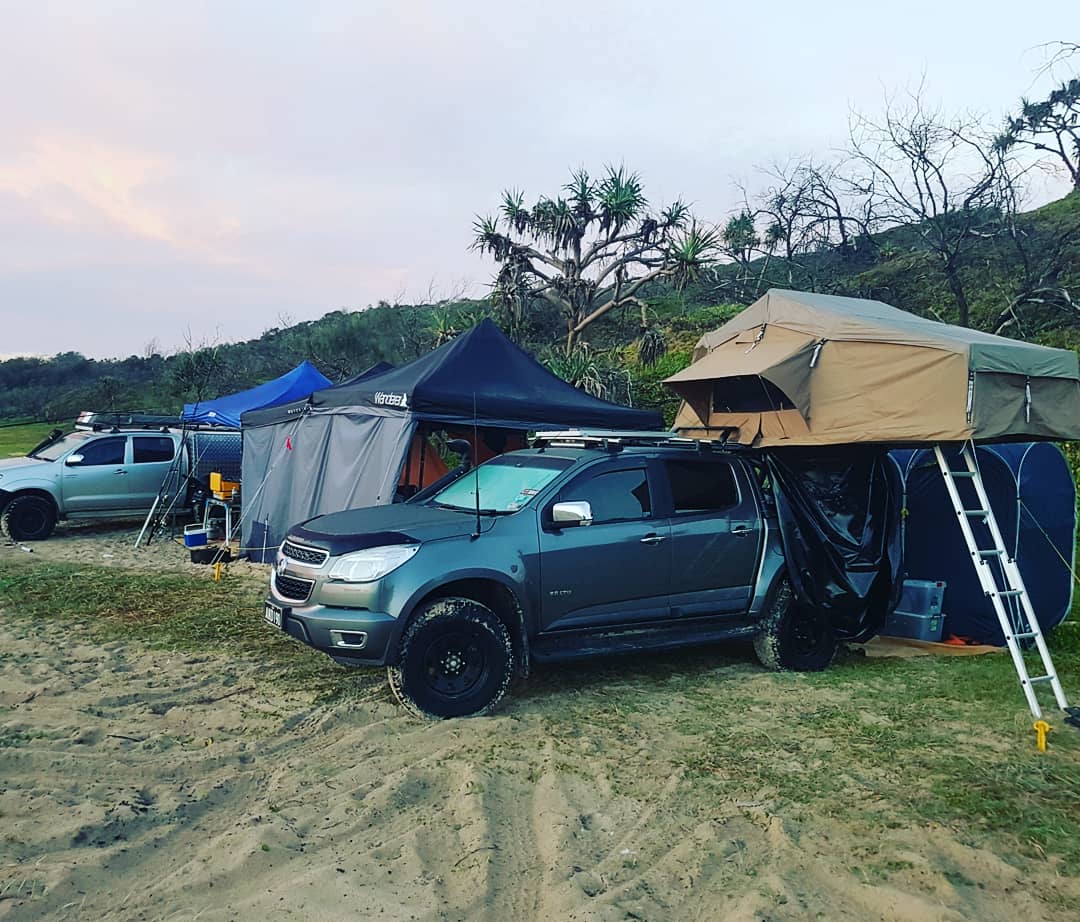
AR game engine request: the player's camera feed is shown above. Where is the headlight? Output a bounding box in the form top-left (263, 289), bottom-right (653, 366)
top-left (328, 545), bottom-right (419, 582)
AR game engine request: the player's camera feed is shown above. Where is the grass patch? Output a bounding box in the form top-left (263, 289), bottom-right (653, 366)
top-left (0, 557), bottom-right (384, 702)
top-left (0, 421), bottom-right (59, 458)
top-left (527, 625), bottom-right (1080, 873)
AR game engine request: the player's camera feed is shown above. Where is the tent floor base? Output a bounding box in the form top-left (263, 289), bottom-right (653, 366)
top-left (853, 636), bottom-right (1004, 658)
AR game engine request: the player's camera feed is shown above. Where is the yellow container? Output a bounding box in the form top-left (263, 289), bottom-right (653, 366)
top-left (209, 472), bottom-right (240, 500)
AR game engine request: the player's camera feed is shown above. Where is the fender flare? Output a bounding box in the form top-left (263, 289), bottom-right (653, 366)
top-left (395, 568), bottom-right (533, 674)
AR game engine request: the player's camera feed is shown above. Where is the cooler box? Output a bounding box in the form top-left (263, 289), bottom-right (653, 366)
top-left (883, 579), bottom-right (946, 642)
top-left (183, 524), bottom-right (208, 548)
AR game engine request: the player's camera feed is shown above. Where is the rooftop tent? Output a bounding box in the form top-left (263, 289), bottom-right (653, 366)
top-left (239, 320), bottom-right (662, 560)
top-left (666, 289), bottom-right (1080, 446)
top-left (182, 361), bottom-right (332, 430)
top-left (890, 443), bottom-right (1076, 644)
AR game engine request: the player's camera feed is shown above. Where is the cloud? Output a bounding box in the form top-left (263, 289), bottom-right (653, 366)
top-left (0, 136), bottom-right (175, 244)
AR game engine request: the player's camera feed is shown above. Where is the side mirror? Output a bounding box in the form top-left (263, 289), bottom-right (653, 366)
top-left (446, 438), bottom-right (472, 466)
top-left (552, 501), bottom-right (593, 527)
top-left (65, 454), bottom-right (84, 466)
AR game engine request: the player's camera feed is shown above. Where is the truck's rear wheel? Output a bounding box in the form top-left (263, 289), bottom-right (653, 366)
top-left (1, 494), bottom-right (57, 541)
top-left (387, 597), bottom-right (513, 719)
top-left (753, 578), bottom-right (836, 672)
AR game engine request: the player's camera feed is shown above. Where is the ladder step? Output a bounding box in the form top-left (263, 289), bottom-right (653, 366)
top-left (948, 471), bottom-right (977, 478)
top-left (1026, 675), bottom-right (1055, 684)
top-left (979, 549), bottom-right (1004, 557)
top-left (964, 509), bottom-right (989, 517)
top-left (995, 590), bottom-right (1023, 597)
top-left (1012, 632), bottom-right (1038, 640)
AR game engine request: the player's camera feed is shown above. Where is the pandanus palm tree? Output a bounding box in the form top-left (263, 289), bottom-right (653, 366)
top-left (473, 166), bottom-right (719, 354)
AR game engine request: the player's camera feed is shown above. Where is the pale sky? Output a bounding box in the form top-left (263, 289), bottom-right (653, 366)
top-left (0, 1), bottom-right (1074, 359)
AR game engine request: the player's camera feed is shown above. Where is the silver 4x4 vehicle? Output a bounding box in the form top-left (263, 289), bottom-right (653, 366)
top-left (0, 424), bottom-right (239, 541)
top-left (265, 433), bottom-right (836, 719)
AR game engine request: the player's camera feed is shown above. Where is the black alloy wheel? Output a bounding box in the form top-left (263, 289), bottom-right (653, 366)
top-left (1, 494), bottom-right (58, 542)
top-left (753, 577), bottom-right (837, 672)
top-left (387, 597), bottom-right (514, 719)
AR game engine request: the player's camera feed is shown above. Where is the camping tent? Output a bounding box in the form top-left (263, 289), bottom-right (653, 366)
top-left (890, 443), bottom-right (1076, 645)
top-left (182, 361), bottom-right (331, 430)
top-left (239, 320), bottom-right (663, 560)
top-left (666, 289), bottom-right (1080, 446)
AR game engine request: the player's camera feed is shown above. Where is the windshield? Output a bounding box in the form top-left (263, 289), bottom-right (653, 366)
top-left (429, 454), bottom-right (573, 514)
top-left (31, 431), bottom-right (94, 462)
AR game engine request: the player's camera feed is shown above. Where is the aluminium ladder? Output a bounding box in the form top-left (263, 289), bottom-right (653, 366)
top-left (934, 442), bottom-right (1075, 722)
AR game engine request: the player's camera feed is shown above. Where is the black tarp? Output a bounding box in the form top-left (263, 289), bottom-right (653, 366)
top-left (765, 447), bottom-right (903, 641)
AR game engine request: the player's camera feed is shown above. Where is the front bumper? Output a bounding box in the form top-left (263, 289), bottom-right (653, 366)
top-left (268, 596), bottom-right (399, 666)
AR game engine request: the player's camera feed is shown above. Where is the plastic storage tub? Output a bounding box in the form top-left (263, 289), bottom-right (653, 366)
top-left (883, 579), bottom-right (947, 641)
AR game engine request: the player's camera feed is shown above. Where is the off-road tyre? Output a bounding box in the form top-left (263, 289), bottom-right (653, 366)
top-left (387, 597), bottom-right (513, 719)
top-left (1, 494), bottom-right (57, 542)
top-left (753, 577), bottom-right (837, 672)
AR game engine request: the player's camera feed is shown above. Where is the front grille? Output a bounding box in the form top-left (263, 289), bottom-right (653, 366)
top-left (282, 540), bottom-right (329, 567)
top-left (274, 572), bottom-right (314, 603)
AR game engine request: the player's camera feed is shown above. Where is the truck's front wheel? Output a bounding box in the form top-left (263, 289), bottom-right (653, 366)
top-left (753, 578), bottom-right (836, 672)
top-left (1, 494), bottom-right (57, 541)
top-left (387, 597), bottom-right (513, 719)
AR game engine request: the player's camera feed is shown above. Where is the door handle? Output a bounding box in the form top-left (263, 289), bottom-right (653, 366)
top-left (114, 469), bottom-right (127, 475)
top-left (731, 524), bottom-right (753, 537)
top-left (640, 533), bottom-right (667, 545)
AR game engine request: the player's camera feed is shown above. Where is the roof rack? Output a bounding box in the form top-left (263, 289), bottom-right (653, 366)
top-left (532, 428), bottom-right (740, 453)
top-left (72, 411), bottom-right (235, 434)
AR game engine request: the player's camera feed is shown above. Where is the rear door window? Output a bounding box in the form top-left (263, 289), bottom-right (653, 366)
top-left (133, 436), bottom-right (175, 463)
top-left (664, 460), bottom-right (740, 514)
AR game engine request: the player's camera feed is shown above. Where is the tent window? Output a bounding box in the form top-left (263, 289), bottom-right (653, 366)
top-left (712, 376), bottom-right (795, 413)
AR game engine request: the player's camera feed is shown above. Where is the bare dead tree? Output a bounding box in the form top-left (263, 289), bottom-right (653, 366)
top-left (754, 161), bottom-right (818, 285)
top-left (990, 154), bottom-right (1079, 335)
top-left (800, 158), bottom-right (885, 256)
top-left (848, 87), bottom-right (1004, 326)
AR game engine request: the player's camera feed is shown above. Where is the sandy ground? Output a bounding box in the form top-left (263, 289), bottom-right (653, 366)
top-left (2, 523), bottom-right (1079, 920)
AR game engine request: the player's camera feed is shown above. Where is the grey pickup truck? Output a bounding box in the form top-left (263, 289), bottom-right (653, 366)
top-left (265, 432), bottom-right (836, 719)
top-left (0, 423), bottom-right (240, 541)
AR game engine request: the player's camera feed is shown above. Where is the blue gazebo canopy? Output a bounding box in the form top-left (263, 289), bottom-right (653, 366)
top-left (182, 361), bottom-right (331, 429)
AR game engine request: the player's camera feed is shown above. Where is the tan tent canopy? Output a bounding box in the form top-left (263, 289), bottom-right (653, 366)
top-left (666, 289), bottom-right (1080, 446)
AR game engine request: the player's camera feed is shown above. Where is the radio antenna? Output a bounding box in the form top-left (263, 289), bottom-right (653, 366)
top-left (472, 392), bottom-right (481, 540)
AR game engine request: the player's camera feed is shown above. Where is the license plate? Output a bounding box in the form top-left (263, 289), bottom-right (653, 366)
top-left (264, 602), bottom-right (284, 629)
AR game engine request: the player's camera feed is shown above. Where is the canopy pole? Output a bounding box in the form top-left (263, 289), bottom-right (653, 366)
top-left (417, 425), bottom-right (428, 488)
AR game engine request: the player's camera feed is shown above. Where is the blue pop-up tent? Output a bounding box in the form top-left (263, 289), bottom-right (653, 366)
top-left (182, 361), bottom-right (331, 430)
top-left (891, 443), bottom-right (1076, 644)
